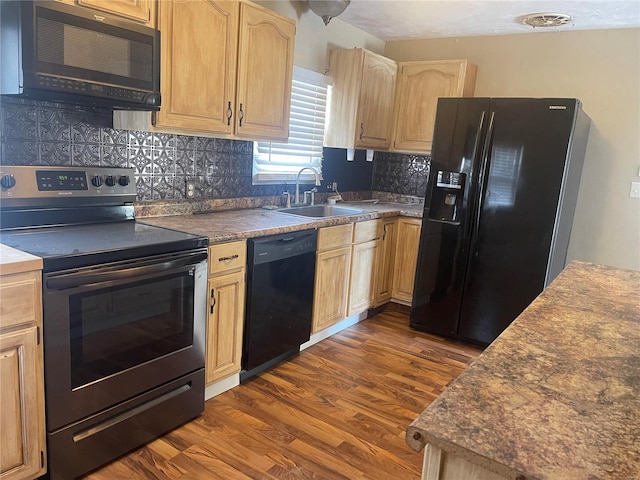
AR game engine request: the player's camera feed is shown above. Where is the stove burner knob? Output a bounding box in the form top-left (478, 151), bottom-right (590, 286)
top-left (105, 175), bottom-right (116, 187)
top-left (91, 175), bottom-right (103, 187)
top-left (118, 175), bottom-right (130, 187)
top-left (0, 174), bottom-right (16, 190)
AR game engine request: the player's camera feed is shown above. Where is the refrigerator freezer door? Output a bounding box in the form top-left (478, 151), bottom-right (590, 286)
top-left (457, 98), bottom-right (579, 345)
top-left (411, 98), bottom-right (490, 337)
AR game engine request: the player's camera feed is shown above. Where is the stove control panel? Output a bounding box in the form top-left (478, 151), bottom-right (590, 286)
top-left (0, 166), bottom-right (137, 206)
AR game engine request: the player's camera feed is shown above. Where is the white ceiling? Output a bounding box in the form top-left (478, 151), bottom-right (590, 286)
top-left (330, 0), bottom-right (640, 41)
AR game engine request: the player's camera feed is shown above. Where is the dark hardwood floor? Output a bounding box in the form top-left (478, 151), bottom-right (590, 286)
top-left (83, 304), bottom-right (482, 480)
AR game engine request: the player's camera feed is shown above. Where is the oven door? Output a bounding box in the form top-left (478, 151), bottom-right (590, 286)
top-left (43, 249), bottom-right (207, 431)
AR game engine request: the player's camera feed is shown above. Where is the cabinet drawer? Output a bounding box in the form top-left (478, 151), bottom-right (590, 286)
top-left (0, 271), bottom-right (42, 330)
top-left (317, 224), bottom-right (354, 251)
top-left (208, 241), bottom-right (247, 276)
top-left (353, 219), bottom-right (382, 244)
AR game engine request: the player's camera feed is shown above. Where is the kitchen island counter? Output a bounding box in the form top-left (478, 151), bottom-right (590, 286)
top-left (406, 261), bottom-right (640, 480)
top-left (139, 202), bottom-right (422, 243)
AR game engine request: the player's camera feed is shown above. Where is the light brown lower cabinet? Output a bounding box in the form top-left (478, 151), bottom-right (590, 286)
top-left (312, 224), bottom-right (353, 333)
top-left (392, 218), bottom-right (422, 304)
top-left (348, 220), bottom-right (382, 316)
top-left (206, 241), bottom-right (246, 384)
top-left (0, 270), bottom-right (46, 480)
top-left (375, 218), bottom-right (398, 306)
top-left (312, 216), bottom-right (422, 332)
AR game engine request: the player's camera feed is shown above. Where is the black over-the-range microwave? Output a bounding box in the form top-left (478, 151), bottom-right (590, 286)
top-left (0, 1), bottom-right (161, 110)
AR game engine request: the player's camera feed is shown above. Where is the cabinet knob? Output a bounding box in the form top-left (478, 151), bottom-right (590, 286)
top-left (238, 103), bottom-right (244, 127)
top-left (359, 122), bottom-right (364, 140)
top-left (227, 101), bottom-right (233, 126)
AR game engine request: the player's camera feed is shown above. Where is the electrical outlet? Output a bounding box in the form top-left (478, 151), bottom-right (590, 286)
top-left (185, 180), bottom-right (195, 198)
top-left (630, 181), bottom-right (640, 198)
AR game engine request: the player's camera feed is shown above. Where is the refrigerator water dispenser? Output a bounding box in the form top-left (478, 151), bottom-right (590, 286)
top-left (428, 171), bottom-right (466, 223)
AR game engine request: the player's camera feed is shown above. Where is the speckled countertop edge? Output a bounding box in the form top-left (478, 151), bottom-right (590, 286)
top-left (139, 202), bottom-right (423, 243)
top-left (406, 261), bottom-right (640, 480)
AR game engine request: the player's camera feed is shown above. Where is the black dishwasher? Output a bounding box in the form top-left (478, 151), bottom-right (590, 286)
top-left (241, 229), bottom-right (317, 382)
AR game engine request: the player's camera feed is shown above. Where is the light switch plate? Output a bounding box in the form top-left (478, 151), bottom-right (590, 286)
top-left (630, 181), bottom-right (640, 198)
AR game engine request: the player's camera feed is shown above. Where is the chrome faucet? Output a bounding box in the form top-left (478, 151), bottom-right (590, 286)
top-left (295, 167), bottom-right (321, 205)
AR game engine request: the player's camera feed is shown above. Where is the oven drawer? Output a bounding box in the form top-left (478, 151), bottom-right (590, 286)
top-left (208, 241), bottom-right (247, 276)
top-left (47, 369), bottom-right (204, 480)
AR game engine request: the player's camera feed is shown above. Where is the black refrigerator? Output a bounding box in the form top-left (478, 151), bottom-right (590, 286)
top-left (410, 98), bottom-right (591, 346)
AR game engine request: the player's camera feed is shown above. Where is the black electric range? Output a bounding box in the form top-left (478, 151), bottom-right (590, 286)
top-left (0, 165), bottom-right (207, 271)
top-left (0, 165), bottom-right (209, 480)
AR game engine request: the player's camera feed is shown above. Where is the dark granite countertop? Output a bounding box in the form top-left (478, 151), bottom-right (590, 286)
top-left (406, 261), bottom-right (640, 480)
top-left (139, 202), bottom-right (423, 243)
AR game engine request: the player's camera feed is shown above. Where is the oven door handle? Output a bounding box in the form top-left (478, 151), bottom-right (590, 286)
top-left (46, 251), bottom-right (208, 290)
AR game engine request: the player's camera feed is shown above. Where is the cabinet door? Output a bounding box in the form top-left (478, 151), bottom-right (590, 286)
top-left (392, 61), bottom-right (476, 154)
top-left (312, 246), bottom-right (352, 333)
top-left (356, 51), bottom-right (397, 149)
top-left (348, 239), bottom-right (380, 316)
top-left (235, 2), bottom-right (295, 140)
top-left (392, 218), bottom-right (422, 304)
top-left (0, 328), bottom-right (45, 480)
top-left (206, 271), bottom-right (245, 383)
top-left (155, 0), bottom-right (239, 135)
top-left (78, 0), bottom-right (155, 26)
top-left (375, 219), bottom-right (398, 306)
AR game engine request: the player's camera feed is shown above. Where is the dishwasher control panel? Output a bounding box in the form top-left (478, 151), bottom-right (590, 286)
top-left (249, 229), bottom-right (317, 265)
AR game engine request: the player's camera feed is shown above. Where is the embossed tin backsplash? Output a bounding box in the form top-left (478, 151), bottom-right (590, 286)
top-left (0, 97), bottom-right (429, 201)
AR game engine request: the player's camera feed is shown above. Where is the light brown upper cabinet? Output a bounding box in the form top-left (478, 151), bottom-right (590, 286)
top-left (391, 60), bottom-right (477, 154)
top-left (324, 48), bottom-right (398, 150)
top-left (77, 0), bottom-right (156, 26)
top-left (235, 2), bottom-right (295, 140)
top-left (114, 0), bottom-right (295, 142)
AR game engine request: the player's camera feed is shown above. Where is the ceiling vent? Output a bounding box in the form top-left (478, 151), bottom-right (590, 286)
top-left (521, 12), bottom-right (572, 28)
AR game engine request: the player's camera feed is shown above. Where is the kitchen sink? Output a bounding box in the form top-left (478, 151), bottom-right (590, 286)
top-left (276, 205), bottom-right (367, 218)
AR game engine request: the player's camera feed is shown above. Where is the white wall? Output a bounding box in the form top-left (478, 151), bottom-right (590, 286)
top-left (256, 1), bottom-right (384, 73)
top-left (385, 29), bottom-right (640, 271)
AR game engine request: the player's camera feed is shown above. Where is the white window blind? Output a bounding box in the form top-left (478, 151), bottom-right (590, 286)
top-left (252, 66), bottom-right (328, 184)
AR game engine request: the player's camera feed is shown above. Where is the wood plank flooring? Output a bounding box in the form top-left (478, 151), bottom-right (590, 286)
top-left (83, 304), bottom-right (482, 480)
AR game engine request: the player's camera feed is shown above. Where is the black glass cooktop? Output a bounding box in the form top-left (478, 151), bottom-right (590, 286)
top-left (0, 221), bottom-right (208, 271)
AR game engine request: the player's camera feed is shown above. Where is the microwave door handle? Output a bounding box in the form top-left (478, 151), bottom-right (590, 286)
top-left (46, 252), bottom-right (207, 290)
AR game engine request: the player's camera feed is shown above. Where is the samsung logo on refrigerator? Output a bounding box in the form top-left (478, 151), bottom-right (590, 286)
top-left (549, 105), bottom-right (568, 110)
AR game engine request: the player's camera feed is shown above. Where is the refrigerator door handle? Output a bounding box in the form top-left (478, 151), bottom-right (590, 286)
top-left (472, 111), bottom-right (496, 240)
top-left (471, 111), bottom-right (487, 171)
